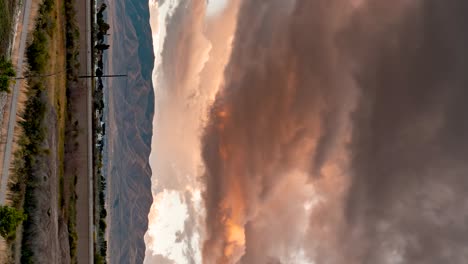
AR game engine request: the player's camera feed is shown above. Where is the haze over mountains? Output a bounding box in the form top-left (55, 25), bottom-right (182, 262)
top-left (107, 0), bottom-right (154, 262)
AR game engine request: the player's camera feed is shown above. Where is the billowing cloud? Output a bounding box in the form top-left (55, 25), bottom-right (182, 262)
top-left (145, 0), bottom-right (468, 263)
top-left (145, 0), bottom-right (240, 262)
top-left (201, 0), bottom-right (357, 262)
top-left (145, 254), bottom-right (177, 264)
top-left (339, 1), bottom-right (468, 263)
top-left (200, 0), bottom-right (468, 263)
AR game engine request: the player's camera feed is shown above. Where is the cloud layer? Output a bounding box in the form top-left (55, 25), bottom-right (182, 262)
top-left (145, 0), bottom-right (468, 263)
top-left (145, 0), bottom-right (240, 262)
top-left (200, 0), bottom-right (468, 263)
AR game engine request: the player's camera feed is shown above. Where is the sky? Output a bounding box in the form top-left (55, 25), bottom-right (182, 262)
top-left (144, 0), bottom-right (468, 263)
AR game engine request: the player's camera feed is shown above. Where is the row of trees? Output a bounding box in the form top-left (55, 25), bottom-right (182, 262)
top-left (94, 2), bottom-right (109, 264)
top-left (95, 3), bottom-right (110, 53)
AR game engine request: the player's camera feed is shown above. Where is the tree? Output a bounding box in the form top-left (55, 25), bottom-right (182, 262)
top-left (95, 68), bottom-right (103, 77)
top-left (95, 43), bottom-right (110, 51)
top-left (0, 206), bottom-right (27, 239)
top-left (0, 57), bottom-right (15, 77)
top-left (98, 3), bottom-right (107, 13)
top-left (0, 57), bottom-right (16, 92)
top-left (98, 23), bottom-right (110, 34)
top-left (0, 76), bottom-right (10, 92)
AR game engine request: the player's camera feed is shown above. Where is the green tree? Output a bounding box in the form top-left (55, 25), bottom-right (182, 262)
top-left (0, 56), bottom-right (15, 92)
top-left (0, 205), bottom-right (27, 239)
top-left (95, 43), bottom-right (110, 51)
top-left (98, 22), bottom-right (110, 34)
top-left (0, 76), bottom-right (10, 92)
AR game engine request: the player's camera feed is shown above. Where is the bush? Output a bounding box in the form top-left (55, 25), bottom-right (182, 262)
top-left (0, 205), bottom-right (27, 240)
top-left (0, 75), bottom-right (10, 92)
top-left (0, 56), bottom-right (15, 76)
top-left (0, 56), bottom-right (15, 92)
top-left (26, 30), bottom-right (49, 73)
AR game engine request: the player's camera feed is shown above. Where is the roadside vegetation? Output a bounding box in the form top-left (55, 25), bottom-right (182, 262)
top-left (5, 0), bottom-right (80, 261)
top-left (64, 0), bottom-right (81, 260)
top-left (0, 0), bottom-right (17, 55)
top-left (93, 2), bottom-right (109, 263)
top-left (11, 1), bottom-right (55, 262)
top-left (0, 57), bottom-right (15, 92)
top-left (0, 206), bottom-right (26, 240)
top-left (0, 0), bottom-right (95, 261)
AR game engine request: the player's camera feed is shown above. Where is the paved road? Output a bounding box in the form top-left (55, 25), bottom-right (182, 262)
top-left (86, 0), bottom-right (94, 261)
top-left (75, 0), bottom-right (94, 262)
top-left (0, 0), bottom-right (33, 205)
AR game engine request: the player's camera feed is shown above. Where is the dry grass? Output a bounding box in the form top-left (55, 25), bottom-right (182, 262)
top-left (45, 0), bottom-right (67, 209)
top-left (0, 0), bottom-right (16, 55)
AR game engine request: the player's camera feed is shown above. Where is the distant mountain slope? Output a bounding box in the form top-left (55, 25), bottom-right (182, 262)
top-left (107, 0), bottom-right (154, 262)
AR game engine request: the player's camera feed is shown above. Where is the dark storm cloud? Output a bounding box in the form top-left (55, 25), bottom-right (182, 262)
top-left (340, 1), bottom-right (468, 263)
top-left (201, 0), bottom-right (353, 262)
top-left (200, 0), bottom-right (468, 263)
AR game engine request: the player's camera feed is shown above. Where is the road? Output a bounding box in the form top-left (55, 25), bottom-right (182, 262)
top-left (75, 0), bottom-right (94, 262)
top-left (86, 0), bottom-right (94, 261)
top-left (0, 0), bottom-right (33, 205)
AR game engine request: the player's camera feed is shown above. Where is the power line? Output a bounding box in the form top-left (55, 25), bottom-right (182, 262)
top-left (78, 74), bottom-right (127, 78)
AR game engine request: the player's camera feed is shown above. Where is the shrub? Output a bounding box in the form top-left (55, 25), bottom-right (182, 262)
top-left (0, 56), bottom-right (15, 92)
top-left (0, 205), bottom-right (27, 240)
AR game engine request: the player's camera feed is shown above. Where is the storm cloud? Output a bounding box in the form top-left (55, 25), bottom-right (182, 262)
top-left (342, 1), bottom-right (468, 263)
top-left (200, 0), bottom-right (468, 263)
